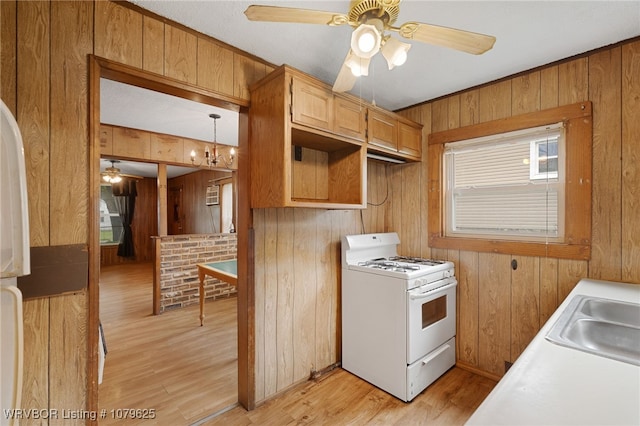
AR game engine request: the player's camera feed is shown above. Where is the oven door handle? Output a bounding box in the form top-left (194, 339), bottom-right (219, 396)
top-left (408, 281), bottom-right (456, 300)
top-left (422, 343), bottom-right (451, 365)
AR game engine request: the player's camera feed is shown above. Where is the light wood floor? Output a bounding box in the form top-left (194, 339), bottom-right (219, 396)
top-left (202, 366), bottom-right (496, 425)
top-left (99, 262), bottom-right (496, 425)
top-left (98, 262), bottom-right (238, 425)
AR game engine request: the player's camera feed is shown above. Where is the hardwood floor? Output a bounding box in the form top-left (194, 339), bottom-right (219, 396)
top-left (98, 262), bottom-right (238, 425)
top-left (201, 367), bottom-right (496, 425)
top-left (99, 262), bottom-right (496, 425)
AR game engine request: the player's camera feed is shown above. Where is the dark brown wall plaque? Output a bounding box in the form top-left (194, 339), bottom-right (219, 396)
top-left (17, 244), bottom-right (88, 299)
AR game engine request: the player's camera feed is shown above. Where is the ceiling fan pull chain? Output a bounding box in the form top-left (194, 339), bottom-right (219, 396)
top-left (371, 62), bottom-right (376, 107)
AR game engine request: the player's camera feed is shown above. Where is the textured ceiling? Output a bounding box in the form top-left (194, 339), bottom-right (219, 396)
top-left (101, 79), bottom-right (239, 146)
top-left (105, 1), bottom-right (639, 176)
top-left (128, 0), bottom-right (640, 111)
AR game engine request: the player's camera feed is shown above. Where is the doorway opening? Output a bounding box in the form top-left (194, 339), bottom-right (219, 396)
top-left (89, 56), bottom-right (249, 422)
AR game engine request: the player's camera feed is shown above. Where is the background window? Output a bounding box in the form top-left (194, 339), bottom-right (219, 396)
top-left (100, 184), bottom-right (123, 245)
top-left (530, 138), bottom-right (559, 179)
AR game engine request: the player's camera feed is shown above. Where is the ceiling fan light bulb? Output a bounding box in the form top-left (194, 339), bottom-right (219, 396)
top-left (393, 50), bottom-right (408, 66)
top-left (348, 60), bottom-right (363, 77)
top-left (112, 175), bottom-right (122, 183)
top-left (382, 37), bottom-right (411, 70)
top-left (345, 53), bottom-right (370, 77)
top-left (351, 24), bottom-right (381, 58)
top-left (358, 32), bottom-right (375, 53)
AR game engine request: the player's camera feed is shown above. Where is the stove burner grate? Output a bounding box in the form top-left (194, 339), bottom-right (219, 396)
top-left (357, 260), bottom-right (421, 273)
top-left (388, 256), bottom-right (446, 267)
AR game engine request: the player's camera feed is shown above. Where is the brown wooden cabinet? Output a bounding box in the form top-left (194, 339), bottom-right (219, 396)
top-left (249, 65), bottom-right (366, 209)
top-left (368, 107), bottom-right (422, 161)
top-left (334, 95), bottom-right (367, 142)
top-left (248, 65), bottom-right (424, 209)
top-left (291, 77), bottom-right (366, 142)
top-left (291, 77), bottom-right (333, 132)
top-left (368, 108), bottom-right (398, 151)
top-left (398, 120), bottom-right (422, 159)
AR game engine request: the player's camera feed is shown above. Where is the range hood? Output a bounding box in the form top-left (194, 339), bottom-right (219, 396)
top-left (366, 152), bottom-right (407, 164)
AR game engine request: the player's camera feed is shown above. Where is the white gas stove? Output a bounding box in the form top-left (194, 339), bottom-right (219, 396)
top-left (342, 232), bottom-right (457, 402)
top-left (342, 232), bottom-right (454, 289)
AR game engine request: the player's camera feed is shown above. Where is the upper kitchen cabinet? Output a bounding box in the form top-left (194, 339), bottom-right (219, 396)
top-left (368, 106), bottom-right (422, 161)
top-left (249, 65), bottom-right (366, 209)
top-left (291, 75), bottom-right (367, 142)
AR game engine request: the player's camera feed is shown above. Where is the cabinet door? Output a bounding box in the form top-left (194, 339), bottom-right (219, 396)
top-left (368, 109), bottom-right (398, 151)
top-left (291, 78), bottom-right (332, 132)
top-left (334, 96), bottom-right (366, 141)
top-left (398, 121), bottom-right (422, 158)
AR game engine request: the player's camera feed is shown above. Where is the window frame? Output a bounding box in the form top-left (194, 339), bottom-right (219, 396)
top-left (428, 101), bottom-right (592, 260)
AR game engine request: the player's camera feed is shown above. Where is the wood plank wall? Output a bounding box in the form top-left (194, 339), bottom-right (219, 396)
top-left (3, 0), bottom-right (639, 415)
top-left (168, 170), bottom-right (231, 234)
top-left (377, 39), bottom-right (640, 379)
top-left (253, 208), bottom-right (360, 402)
top-left (1, 0), bottom-right (272, 420)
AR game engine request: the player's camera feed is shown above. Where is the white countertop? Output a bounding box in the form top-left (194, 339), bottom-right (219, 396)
top-left (467, 278), bottom-right (640, 426)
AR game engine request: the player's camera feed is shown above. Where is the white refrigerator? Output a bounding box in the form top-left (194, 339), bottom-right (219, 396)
top-left (1, 99), bottom-right (29, 426)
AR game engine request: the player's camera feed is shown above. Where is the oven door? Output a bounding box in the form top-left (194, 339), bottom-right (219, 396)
top-left (406, 278), bottom-right (457, 364)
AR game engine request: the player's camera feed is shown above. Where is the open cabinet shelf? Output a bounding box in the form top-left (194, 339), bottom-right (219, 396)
top-left (249, 66), bottom-right (366, 209)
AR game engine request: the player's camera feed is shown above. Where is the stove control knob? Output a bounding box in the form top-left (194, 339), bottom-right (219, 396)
top-left (444, 270), bottom-right (451, 278)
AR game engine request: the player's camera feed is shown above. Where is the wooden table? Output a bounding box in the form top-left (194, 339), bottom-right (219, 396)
top-left (196, 260), bottom-right (237, 326)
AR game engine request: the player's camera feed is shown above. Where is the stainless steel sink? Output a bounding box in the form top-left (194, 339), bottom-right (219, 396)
top-left (546, 295), bottom-right (640, 366)
top-left (579, 297), bottom-right (640, 327)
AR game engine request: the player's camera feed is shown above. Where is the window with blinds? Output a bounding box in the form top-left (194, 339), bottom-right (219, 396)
top-left (443, 123), bottom-right (564, 241)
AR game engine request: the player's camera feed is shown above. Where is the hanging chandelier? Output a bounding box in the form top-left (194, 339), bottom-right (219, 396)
top-left (190, 113), bottom-right (236, 168)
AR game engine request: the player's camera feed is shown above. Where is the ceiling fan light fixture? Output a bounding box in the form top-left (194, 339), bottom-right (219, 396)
top-left (345, 52), bottom-right (371, 77)
top-left (102, 160), bottom-right (123, 183)
top-left (382, 37), bottom-right (411, 69)
top-left (105, 174), bottom-right (122, 184)
top-left (351, 23), bottom-right (381, 58)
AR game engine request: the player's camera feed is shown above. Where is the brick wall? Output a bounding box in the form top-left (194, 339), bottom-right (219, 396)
top-left (158, 233), bottom-right (237, 312)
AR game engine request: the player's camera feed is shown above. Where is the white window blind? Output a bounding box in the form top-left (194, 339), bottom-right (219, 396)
top-left (444, 123), bottom-right (564, 241)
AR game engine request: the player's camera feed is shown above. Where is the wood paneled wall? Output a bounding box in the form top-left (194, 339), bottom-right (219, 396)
top-left (1, 0), bottom-right (273, 420)
top-left (252, 208), bottom-right (360, 402)
top-left (3, 0), bottom-right (639, 415)
top-left (3, 0), bottom-right (93, 416)
top-left (100, 123), bottom-right (238, 169)
top-left (368, 39), bottom-right (640, 379)
top-left (168, 170), bottom-right (230, 235)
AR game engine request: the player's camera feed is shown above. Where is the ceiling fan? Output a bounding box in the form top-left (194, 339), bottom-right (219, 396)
top-left (101, 160), bottom-right (142, 183)
top-left (244, 0), bottom-right (496, 93)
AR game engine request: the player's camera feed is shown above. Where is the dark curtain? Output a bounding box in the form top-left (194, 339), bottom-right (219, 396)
top-left (112, 178), bottom-right (137, 258)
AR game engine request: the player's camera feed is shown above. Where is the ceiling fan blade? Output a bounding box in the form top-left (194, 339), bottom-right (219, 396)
top-left (332, 51), bottom-right (358, 93)
top-left (120, 173), bottom-right (144, 180)
top-left (398, 22), bottom-right (496, 55)
top-left (244, 5), bottom-right (348, 26)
